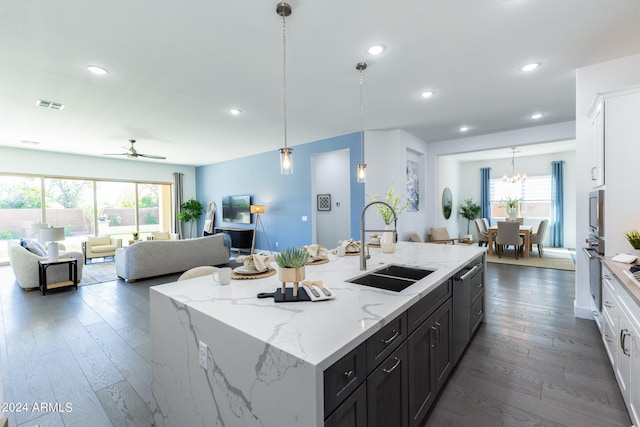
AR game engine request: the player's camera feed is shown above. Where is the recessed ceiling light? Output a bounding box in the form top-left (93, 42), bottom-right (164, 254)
top-left (367, 45), bottom-right (386, 56)
top-left (520, 62), bottom-right (541, 72)
top-left (86, 65), bottom-right (108, 75)
top-left (459, 126), bottom-right (469, 132)
top-left (229, 108), bottom-right (242, 115)
top-left (420, 90), bottom-right (435, 98)
top-left (530, 113), bottom-right (543, 119)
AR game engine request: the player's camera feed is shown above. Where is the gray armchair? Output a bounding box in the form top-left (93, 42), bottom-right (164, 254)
top-left (495, 221), bottom-right (523, 259)
top-left (529, 219), bottom-right (548, 257)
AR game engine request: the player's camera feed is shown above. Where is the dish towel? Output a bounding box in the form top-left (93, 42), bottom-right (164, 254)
top-left (237, 253), bottom-right (274, 272)
top-left (339, 239), bottom-right (360, 253)
top-left (302, 244), bottom-right (328, 263)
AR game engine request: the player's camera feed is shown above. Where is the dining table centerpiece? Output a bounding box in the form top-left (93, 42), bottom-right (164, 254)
top-left (369, 186), bottom-right (411, 253)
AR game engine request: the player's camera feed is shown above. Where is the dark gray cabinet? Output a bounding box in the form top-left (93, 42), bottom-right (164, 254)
top-left (408, 298), bottom-right (452, 427)
top-left (325, 266), bottom-right (479, 427)
top-left (367, 342), bottom-right (408, 427)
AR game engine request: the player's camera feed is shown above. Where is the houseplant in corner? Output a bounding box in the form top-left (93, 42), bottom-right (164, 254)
top-left (177, 198), bottom-right (203, 239)
top-left (369, 186), bottom-right (411, 253)
top-left (458, 198), bottom-right (481, 240)
top-left (624, 229), bottom-right (640, 255)
top-left (275, 247), bottom-right (311, 298)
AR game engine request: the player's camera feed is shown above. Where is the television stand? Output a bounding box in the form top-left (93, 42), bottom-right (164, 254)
top-left (214, 227), bottom-right (253, 253)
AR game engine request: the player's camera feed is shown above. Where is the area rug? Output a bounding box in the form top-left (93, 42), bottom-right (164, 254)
top-left (80, 258), bottom-right (244, 285)
top-left (486, 247), bottom-right (576, 271)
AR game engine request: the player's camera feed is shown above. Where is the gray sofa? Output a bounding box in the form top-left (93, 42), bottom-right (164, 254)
top-left (115, 234), bottom-right (230, 282)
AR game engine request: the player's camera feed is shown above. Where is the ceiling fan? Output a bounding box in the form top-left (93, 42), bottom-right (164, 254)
top-left (103, 139), bottom-right (166, 160)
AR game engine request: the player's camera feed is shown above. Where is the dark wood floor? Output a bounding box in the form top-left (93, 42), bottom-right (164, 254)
top-left (0, 263), bottom-right (631, 427)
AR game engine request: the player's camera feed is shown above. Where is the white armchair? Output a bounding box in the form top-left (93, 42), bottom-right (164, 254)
top-left (82, 236), bottom-right (122, 264)
top-left (9, 242), bottom-right (84, 289)
top-left (148, 231), bottom-right (179, 240)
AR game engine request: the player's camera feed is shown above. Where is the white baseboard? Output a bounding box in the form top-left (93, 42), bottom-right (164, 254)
top-left (574, 301), bottom-right (596, 319)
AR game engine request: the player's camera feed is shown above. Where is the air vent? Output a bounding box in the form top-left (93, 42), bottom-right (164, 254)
top-left (20, 140), bottom-right (40, 146)
top-left (36, 99), bottom-right (65, 110)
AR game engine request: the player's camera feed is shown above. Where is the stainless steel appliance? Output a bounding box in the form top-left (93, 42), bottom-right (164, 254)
top-left (583, 247), bottom-right (602, 311)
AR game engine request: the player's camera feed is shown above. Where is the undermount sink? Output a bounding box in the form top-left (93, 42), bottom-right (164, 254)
top-left (347, 264), bottom-right (435, 292)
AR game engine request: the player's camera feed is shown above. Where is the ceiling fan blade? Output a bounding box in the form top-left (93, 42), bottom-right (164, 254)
top-left (138, 153), bottom-right (166, 160)
top-left (103, 152), bottom-right (128, 156)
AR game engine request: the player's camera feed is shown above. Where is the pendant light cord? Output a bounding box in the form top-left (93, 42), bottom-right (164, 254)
top-left (282, 13), bottom-right (288, 150)
top-left (359, 68), bottom-right (364, 164)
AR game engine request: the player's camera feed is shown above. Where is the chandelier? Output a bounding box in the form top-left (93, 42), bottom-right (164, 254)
top-left (277, 2), bottom-right (293, 175)
top-left (503, 147), bottom-right (526, 183)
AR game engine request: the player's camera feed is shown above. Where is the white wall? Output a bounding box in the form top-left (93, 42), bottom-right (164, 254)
top-left (435, 156), bottom-right (461, 238)
top-left (365, 130), bottom-right (429, 240)
top-left (456, 150), bottom-right (576, 247)
top-left (575, 52), bottom-right (640, 318)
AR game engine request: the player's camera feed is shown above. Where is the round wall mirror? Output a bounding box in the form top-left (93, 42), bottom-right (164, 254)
top-left (442, 187), bottom-right (453, 219)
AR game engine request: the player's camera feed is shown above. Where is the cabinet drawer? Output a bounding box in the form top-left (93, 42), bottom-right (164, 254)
top-left (470, 268), bottom-right (484, 303)
top-left (407, 280), bottom-right (452, 333)
top-left (324, 342), bottom-right (366, 416)
top-left (367, 312), bottom-right (407, 374)
top-left (470, 294), bottom-right (484, 334)
top-left (603, 282), bottom-right (617, 329)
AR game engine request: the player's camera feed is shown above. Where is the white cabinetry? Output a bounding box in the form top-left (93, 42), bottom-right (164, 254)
top-left (601, 264), bottom-right (640, 426)
top-left (588, 95), bottom-right (604, 188)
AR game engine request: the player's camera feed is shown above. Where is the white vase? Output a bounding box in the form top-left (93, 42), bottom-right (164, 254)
top-left (380, 224), bottom-right (396, 253)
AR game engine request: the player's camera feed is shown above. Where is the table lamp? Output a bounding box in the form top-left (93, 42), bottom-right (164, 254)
top-left (39, 227), bottom-right (65, 261)
top-left (31, 222), bottom-right (48, 238)
top-left (250, 205), bottom-right (272, 254)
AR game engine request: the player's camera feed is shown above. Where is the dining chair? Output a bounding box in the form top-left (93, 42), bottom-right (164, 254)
top-left (495, 221), bottom-right (523, 259)
top-left (529, 219), bottom-right (548, 257)
top-left (474, 219), bottom-right (489, 247)
top-left (428, 227), bottom-right (466, 244)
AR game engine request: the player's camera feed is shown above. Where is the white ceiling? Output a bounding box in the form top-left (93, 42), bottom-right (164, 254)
top-left (2, 0), bottom-right (639, 166)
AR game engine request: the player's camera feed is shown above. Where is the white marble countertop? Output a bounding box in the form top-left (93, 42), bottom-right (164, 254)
top-left (152, 242), bottom-right (485, 370)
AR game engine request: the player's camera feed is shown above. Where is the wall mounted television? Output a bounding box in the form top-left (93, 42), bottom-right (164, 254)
top-left (222, 195), bottom-right (251, 224)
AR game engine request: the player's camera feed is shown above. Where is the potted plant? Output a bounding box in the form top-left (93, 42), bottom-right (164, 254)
top-left (369, 186), bottom-right (412, 253)
top-left (459, 198), bottom-right (481, 239)
top-left (177, 198), bottom-right (204, 239)
top-left (132, 231), bottom-right (139, 241)
top-left (624, 230), bottom-right (640, 254)
top-left (275, 247), bottom-right (311, 297)
top-left (501, 196), bottom-right (520, 220)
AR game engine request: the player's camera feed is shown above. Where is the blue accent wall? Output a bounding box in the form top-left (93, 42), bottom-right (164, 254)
top-left (196, 132), bottom-right (364, 251)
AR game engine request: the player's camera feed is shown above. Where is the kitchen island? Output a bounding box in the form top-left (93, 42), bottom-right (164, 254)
top-left (150, 242), bottom-right (485, 426)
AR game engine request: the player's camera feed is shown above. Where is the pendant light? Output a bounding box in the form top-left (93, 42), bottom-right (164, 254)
top-left (277, 2), bottom-right (293, 175)
top-left (356, 62), bottom-right (367, 183)
top-left (502, 147), bottom-right (526, 183)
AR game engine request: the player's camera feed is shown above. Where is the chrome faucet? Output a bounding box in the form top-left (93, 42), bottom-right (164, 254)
top-left (360, 201), bottom-right (397, 270)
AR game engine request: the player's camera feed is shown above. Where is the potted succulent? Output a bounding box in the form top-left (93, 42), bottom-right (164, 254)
top-left (459, 198), bottom-right (481, 239)
top-left (624, 230), bottom-right (640, 254)
top-left (132, 231), bottom-right (140, 241)
top-left (275, 247), bottom-right (311, 297)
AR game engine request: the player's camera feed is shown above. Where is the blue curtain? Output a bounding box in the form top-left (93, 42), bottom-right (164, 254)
top-left (550, 161), bottom-right (564, 247)
top-left (480, 167), bottom-right (491, 225)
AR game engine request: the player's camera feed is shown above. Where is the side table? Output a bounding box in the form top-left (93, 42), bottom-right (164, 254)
top-left (38, 257), bottom-right (78, 295)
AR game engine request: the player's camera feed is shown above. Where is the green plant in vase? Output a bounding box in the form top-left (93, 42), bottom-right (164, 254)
top-left (459, 198), bottom-right (481, 236)
top-left (275, 247), bottom-right (311, 297)
top-left (132, 231), bottom-right (139, 241)
top-left (624, 230), bottom-right (640, 251)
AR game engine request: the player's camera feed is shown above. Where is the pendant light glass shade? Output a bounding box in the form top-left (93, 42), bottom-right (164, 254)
top-left (280, 147), bottom-right (293, 175)
top-left (277, 2), bottom-right (293, 175)
top-left (356, 62), bottom-right (367, 183)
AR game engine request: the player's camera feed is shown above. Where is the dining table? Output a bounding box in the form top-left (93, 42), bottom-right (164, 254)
top-left (487, 225), bottom-right (534, 258)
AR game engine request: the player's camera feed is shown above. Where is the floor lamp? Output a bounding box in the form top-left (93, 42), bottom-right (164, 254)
top-left (250, 205), bottom-right (272, 254)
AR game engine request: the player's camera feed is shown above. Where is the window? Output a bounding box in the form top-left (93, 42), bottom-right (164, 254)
top-left (490, 175), bottom-right (551, 219)
top-left (0, 174), bottom-right (172, 264)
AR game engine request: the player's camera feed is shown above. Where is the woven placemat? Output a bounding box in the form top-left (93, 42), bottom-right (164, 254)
top-left (232, 268), bottom-right (277, 280)
top-left (308, 258), bottom-right (329, 265)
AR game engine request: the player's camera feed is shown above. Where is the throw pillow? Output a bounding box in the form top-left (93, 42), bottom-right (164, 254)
top-left (21, 239), bottom-right (47, 256)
